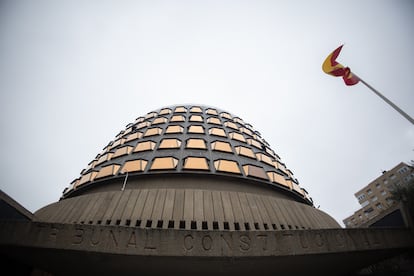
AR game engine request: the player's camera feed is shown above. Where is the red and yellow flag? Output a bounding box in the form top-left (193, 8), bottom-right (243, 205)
top-left (322, 45), bottom-right (359, 86)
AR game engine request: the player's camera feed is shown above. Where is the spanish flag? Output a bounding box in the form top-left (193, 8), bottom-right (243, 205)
top-left (322, 45), bottom-right (359, 86)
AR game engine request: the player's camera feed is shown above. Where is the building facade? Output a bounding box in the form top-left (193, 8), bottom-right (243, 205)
top-left (343, 162), bottom-right (414, 228)
top-left (1, 105), bottom-right (413, 275)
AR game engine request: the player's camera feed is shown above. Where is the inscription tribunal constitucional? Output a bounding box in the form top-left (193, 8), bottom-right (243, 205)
top-left (29, 223), bottom-right (386, 257)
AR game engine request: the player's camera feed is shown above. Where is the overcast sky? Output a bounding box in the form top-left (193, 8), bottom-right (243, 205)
top-left (1, 0), bottom-right (413, 226)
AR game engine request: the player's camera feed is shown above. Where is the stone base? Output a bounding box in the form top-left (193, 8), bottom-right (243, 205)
top-left (1, 221), bottom-right (413, 275)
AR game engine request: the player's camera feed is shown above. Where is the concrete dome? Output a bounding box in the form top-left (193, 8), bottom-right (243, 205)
top-left (35, 105), bottom-right (340, 230)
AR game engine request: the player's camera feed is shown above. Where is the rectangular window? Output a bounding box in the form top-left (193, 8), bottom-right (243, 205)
top-left (206, 108), bottom-right (218, 115)
top-left (190, 106), bottom-right (203, 113)
top-left (357, 194), bottom-right (366, 201)
top-left (211, 141), bottom-right (232, 153)
top-left (170, 115), bottom-right (185, 122)
top-left (214, 159), bottom-right (241, 174)
top-left (229, 132), bottom-right (246, 142)
top-left (183, 157), bottom-right (209, 170)
top-left (152, 117), bottom-right (168, 125)
top-left (224, 121), bottom-right (239, 130)
top-left (209, 127), bottom-right (226, 137)
top-left (165, 125), bottom-right (184, 134)
top-left (174, 106), bottom-right (187, 113)
top-left (121, 159), bottom-right (148, 173)
top-left (207, 117), bottom-right (221, 125)
top-left (189, 115), bottom-right (203, 122)
top-left (159, 138), bottom-right (181, 149)
top-left (186, 138), bottom-right (207, 149)
top-left (235, 146), bottom-right (256, 159)
top-left (188, 125), bottom-right (204, 134)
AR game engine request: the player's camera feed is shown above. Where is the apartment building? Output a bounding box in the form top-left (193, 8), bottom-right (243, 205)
top-left (343, 162), bottom-right (414, 228)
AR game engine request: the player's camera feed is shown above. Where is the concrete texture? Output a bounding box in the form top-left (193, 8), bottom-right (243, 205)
top-left (0, 221), bottom-right (412, 275)
top-left (35, 183), bottom-right (339, 231)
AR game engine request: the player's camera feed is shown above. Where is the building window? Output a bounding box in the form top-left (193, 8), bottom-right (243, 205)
top-left (144, 127), bottom-right (162, 137)
top-left (189, 115), bottom-right (203, 122)
top-left (96, 153), bottom-right (113, 166)
top-left (95, 164), bottom-right (121, 180)
top-left (265, 147), bottom-right (277, 159)
top-left (209, 127), bottom-right (226, 137)
top-left (190, 106), bottom-right (203, 113)
top-left (360, 201), bottom-right (369, 208)
top-left (246, 138), bottom-right (262, 149)
top-left (224, 121), bottom-right (239, 130)
top-left (239, 127), bottom-right (253, 137)
top-left (214, 159), bottom-right (241, 174)
top-left (170, 115), bottom-right (185, 122)
top-left (235, 146), bottom-right (256, 159)
top-left (136, 121), bottom-right (150, 130)
top-left (381, 190), bottom-right (387, 196)
top-left (110, 138), bottom-right (125, 149)
top-left (186, 138), bottom-right (207, 149)
top-left (364, 207), bottom-right (374, 215)
top-left (233, 117), bottom-right (245, 125)
top-left (229, 132), bottom-right (246, 142)
top-left (242, 165), bottom-right (268, 180)
top-left (125, 132), bottom-right (143, 143)
top-left (220, 112), bottom-right (232, 120)
top-left (390, 174), bottom-right (396, 180)
top-left (78, 171), bottom-right (98, 186)
top-left (371, 196), bottom-right (378, 202)
top-left (134, 117), bottom-right (145, 124)
top-left (211, 141), bottom-right (232, 153)
top-left (357, 194), bottom-right (366, 201)
top-left (267, 172), bottom-right (291, 189)
top-left (123, 127), bottom-right (134, 136)
top-left (165, 125), bottom-right (184, 134)
top-left (256, 153), bottom-right (274, 166)
top-left (183, 157), bottom-right (209, 170)
top-left (134, 141), bottom-right (156, 152)
top-left (207, 117), bottom-right (221, 125)
top-left (174, 106), bottom-right (187, 113)
top-left (206, 108), bottom-right (218, 115)
top-left (112, 146), bottom-right (133, 159)
top-left (150, 157), bottom-right (178, 170)
top-left (376, 203), bottom-right (383, 209)
top-left (159, 138), bottom-right (181, 149)
top-left (85, 160), bottom-right (96, 171)
top-left (375, 183), bottom-right (381, 189)
top-left (121, 159), bottom-right (148, 173)
top-left (188, 125), bottom-right (205, 134)
top-left (276, 162), bottom-right (289, 176)
top-left (152, 117), bottom-right (168, 125)
top-left (159, 108), bottom-right (172, 115)
top-left (288, 181), bottom-right (301, 195)
top-left (145, 112), bottom-right (158, 120)
top-left (116, 130), bottom-right (126, 139)
top-left (367, 189), bottom-right (372, 195)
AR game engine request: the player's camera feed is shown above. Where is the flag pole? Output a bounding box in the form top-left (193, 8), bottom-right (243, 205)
top-left (354, 74), bottom-right (414, 125)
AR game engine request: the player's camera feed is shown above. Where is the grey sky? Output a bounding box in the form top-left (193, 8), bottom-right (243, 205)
top-left (1, 0), bottom-right (413, 226)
